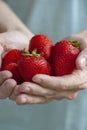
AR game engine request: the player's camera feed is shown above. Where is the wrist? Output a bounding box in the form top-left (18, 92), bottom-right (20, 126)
top-left (0, 1), bottom-right (34, 39)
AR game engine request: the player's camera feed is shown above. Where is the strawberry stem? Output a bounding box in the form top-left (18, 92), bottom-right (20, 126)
top-left (70, 40), bottom-right (80, 49)
top-left (22, 48), bottom-right (29, 54)
top-left (22, 48), bottom-right (41, 57)
top-left (31, 49), bottom-right (41, 57)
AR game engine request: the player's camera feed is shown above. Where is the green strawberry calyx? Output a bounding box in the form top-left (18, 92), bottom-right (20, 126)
top-left (70, 40), bottom-right (80, 49)
top-left (22, 48), bottom-right (41, 57)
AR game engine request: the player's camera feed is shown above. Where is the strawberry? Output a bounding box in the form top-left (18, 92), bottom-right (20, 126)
top-left (1, 49), bottom-right (22, 69)
top-left (52, 40), bottom-right (80, 76)
top-left (3, 63), bottom-right (23, 84)
top-left (18, 50), bottom-right (52, 82)
top-left (29, 34), bottom-right (54, 59)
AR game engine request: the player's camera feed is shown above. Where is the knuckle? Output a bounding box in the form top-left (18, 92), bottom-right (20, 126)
top-left (4, 79), bottom-right (11, 85)
top-left (0, 71), bottom-right (12, 84)
top-left (0, 71), bottom-right (8, 79)
top-left (4, 79), bottom-right (16, 87)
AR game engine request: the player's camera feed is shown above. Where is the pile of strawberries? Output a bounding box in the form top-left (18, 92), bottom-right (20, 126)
top-left (1, 34), bottom-right (80, 84)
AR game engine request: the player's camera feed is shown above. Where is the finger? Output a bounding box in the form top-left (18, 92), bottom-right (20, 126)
top-left (18, 82), bottom-right (78, 100)
top-left (64, 34), bottom-right (87, 53)
top-left (0, 79), bottom-right (17, 99)
top-left (9, 85), bottom-right (20, 100)
top-left (48, 91), bottom-right (78, 100)
top-left (63, 34), bottom-right (81, 43)
top-left (64, 34), bottom-right (87, 51)
top-left (32, 71), bottom-right (87, 91)
top-left (76, 48), bottom-right (87, 69)
top-left (0, 70), bottom-right (12, 84)
top-left (16, 94), bottom-right (51, 105)
top-left (18, 82), bottom-right (57, 97)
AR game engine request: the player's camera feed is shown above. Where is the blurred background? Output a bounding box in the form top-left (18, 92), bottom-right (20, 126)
top-left (1, 0), bottom-right (87, 130)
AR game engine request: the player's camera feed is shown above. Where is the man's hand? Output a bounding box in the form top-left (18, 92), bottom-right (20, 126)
top-left (0, 30), bottom-right (33, 99)
top-left (0, 1), bottom-right (34, 100)
top-left (13, 31), bottom-right (87, 105)
top-left (0, 70), bottom-right (16, 99)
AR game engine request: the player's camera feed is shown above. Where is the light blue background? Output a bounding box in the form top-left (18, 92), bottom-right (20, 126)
top-left (1, 0), bottom-right (87, 130)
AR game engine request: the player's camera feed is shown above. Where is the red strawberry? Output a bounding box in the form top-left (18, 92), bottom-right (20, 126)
top-left (18, 50), bottom-right (52, 82)
top-left (1, 49), bottom-right (22, 69)
top-left (3, 63), bottom-right (23, 84)
top-left (29, 34), bottom-right (54, 59)
top-left (52, 40), bottom-right (80, 76)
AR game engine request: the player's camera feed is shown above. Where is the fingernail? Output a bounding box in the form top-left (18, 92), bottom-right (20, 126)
top-left (32, 77), bottom-right (42, 83)
top-left (80, 57), bottom-right (87, 68)
top-left (21, 97), bottom-right (27, 104)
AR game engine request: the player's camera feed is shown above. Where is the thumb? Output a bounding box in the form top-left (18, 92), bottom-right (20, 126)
top-left (76, 49), bottom-right (87, 69)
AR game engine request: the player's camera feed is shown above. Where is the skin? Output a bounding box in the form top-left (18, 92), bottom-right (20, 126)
top-left (0, 1), bottom-right (33, 99)
top-left (0, 1), bottom-right (87, 105)
top-left (15, 32), bottom-right (87, 105)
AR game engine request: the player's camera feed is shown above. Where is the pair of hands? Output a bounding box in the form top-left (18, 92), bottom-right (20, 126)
top-left (0, 30), bottom-right (87, 105)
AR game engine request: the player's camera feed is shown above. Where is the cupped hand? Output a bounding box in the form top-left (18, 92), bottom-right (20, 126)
top-left (15, 32), bottom-right (87, 105)
top-left (0, 70), bottom-right (16, 99)
top-left (0, 30), bottom-right (33, 99)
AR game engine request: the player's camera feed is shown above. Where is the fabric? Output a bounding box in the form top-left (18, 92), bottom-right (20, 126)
top-left (1, 0), bottom-right (87, 130)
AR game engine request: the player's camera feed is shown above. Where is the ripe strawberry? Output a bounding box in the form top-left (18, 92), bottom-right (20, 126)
top-left (29, 34), bottom-right (54, 59)
top-left (1, 49), bottom-right (22, 69)
top-left (18, 50), bottom-right (52, 82)
top-left (52, 40), bottom-right (80, 76)
top-left (2, 63), bottom-right (23, 84)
